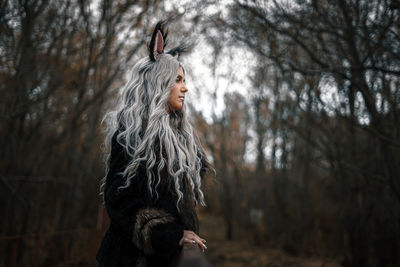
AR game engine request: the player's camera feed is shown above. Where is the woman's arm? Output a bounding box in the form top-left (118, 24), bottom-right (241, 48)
top-left (104, 132), bottom-right (184, 260)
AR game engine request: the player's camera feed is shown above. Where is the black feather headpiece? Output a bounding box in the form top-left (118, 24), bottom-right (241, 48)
top-left (167, 41), bottom-right (191, 59)
top-left (148, 20), bottom-right (191, 61)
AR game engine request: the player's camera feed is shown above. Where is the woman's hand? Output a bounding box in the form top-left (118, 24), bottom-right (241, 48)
top-left (179, 230), bottom-right (207, 252)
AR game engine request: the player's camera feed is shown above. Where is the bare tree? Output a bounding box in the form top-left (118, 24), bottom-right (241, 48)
top-left (0, 0), bottom-right (194, 265)
top-left (205, 0), bottom-right (400, 265)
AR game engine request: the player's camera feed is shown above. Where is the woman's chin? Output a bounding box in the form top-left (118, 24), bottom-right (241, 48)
top-left (174, 104), bottom-right (183, 111)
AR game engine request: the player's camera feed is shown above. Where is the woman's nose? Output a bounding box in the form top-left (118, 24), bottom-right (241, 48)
top-left (182, 83), bottom-right (188, 92)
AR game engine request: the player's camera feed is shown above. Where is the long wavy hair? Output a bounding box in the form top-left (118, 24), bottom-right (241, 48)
top-left (101, 51), bottom-right (209, 208)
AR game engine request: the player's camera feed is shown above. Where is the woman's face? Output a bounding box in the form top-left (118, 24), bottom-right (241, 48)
top-left (168, 67), bottom-right (188, 111)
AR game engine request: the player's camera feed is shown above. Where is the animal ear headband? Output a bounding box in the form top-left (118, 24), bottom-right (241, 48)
top-left (148, 20), bottom-right (189, 61)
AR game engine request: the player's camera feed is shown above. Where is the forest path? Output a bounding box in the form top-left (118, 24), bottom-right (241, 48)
top-left (198, 212), bottom-right (341, 267)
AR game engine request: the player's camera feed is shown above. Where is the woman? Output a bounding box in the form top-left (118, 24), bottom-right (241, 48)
top-left (96, 21), bottom-right (211, 267)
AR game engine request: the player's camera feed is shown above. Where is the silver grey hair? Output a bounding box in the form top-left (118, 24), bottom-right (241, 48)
top-left (101, 53), bottom-right (206, 208)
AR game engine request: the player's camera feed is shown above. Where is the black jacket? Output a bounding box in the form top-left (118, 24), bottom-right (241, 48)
top-left (96, 132), bottom-right (204, 267)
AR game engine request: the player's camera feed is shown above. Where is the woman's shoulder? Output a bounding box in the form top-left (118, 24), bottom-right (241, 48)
top-left (109, 130), bottom-right (129, 171)
top-left (105, 130), bottom-right (149, 199)
top-left (108, 129), bottom-right (149, 182)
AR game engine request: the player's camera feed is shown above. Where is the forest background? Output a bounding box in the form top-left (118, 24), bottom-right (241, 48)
top-left (1, 0), bottom-right (399, 266)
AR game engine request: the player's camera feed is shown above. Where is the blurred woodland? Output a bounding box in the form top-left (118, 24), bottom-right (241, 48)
top-left (1, 0), bottom-right (400, 266)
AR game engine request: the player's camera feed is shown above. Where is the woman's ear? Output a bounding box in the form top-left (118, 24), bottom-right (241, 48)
top-left (153, 30), bottom-right (164, 60)
top-left (149, 20), bottom-right (168, 61)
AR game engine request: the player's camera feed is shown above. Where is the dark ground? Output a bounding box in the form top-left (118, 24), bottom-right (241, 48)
top-left (198, 212), bottom-right (341, 267)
